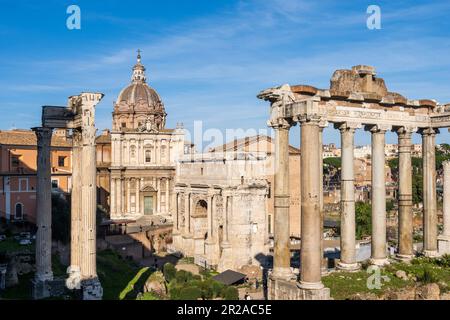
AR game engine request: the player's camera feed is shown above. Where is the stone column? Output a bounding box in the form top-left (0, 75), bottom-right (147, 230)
top-left (438, 161), bottom-right (450, 254)
top-left (207, 192), bottom-right (214, 241)
top-left (299, 116), bottom-right (325, 291)
top-left (368, 125), bottom-right (389, 266)
top-left (184, 191), bottom-right (191, 235)
top-left (336, 123), bottom-right (359, 271)
top-left (110, 178), bottom-right (116, 216)
top-left (79, 93), bottom-right (103, 300)
top-left (32, 127), bottom-right (53, 299)
top-left (135, 178), bottom-right (140, 214)
top-left (157, 178), bottom-right (161, 213)
top-left (318, 124), bottom-right (326, 274)
top-left (126, 179), bottom-right (131, 214)
top-left (271, 122), bottom-right (294, 280)
top-left (117, 178), bottom-right (122, 216)
top-left (396, 127), bottom-right (414, 261)
top-left (166, 178), bottom-right (170, 213)
top-left (421, 128), bottom-right (439, 257)
top-left (66, 129), bottom-right (82, 291)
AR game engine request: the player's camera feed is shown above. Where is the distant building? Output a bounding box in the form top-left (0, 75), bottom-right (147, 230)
top-left (0, 129), bottom-right (71, 223)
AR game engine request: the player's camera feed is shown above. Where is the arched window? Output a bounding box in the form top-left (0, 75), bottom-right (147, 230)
top-left (15, 203), bottom-right (23, 220)
top-left (145, 150), bottom-right (151, 163)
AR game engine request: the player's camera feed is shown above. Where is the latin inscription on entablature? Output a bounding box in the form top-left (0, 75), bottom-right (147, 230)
top-left (324, 106), bottom-right (429, 126)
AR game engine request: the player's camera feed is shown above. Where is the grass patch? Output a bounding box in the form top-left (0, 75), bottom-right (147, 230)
top-left (323, 257), bottom-right (450, 300)
top-left (119, 267), bottom-right (151, 300)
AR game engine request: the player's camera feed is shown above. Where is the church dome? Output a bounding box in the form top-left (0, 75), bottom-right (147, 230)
top-left (113, 51), bottom-right (167, 131)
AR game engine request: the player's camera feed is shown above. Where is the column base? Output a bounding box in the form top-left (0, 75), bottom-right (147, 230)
top-left (369, 258), bottom-right (390, 266)
top-left (423, 250), bottom-right (439, 258)
top-left (81, 278), bottom-right (103, 300)
top-left (32, 277), bottom-right (66, 300)
top-left (395, 253), bottom-right (414, 262)
top-left (271, 267), bottom-right (296, 282)
top-left (31, 278), bottom-right (52, 300)
top-left (438, 235), bottom-right (450, 256)
top-left (336, 261), bottom-right (360, 272)
top-left (268, 277), bottom-right (330, 300)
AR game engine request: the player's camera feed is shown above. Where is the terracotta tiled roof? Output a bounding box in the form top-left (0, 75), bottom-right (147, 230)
top-left (210, 135), bottom-right (301, 154)
top-left (0, 129), bottom-right (71, 147)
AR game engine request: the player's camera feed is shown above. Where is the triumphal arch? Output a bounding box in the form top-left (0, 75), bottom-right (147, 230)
top-left (258, 65), bottom-right (450, 300)
top-left (32, 92), bottom-right (104, 300)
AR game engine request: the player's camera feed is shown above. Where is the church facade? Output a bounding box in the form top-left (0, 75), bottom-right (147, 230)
top-left (109, 53), bottom-right (185, 222)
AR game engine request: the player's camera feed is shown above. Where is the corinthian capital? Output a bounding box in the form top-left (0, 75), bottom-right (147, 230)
top-left (32, 127), bottom-right (53, 147)
top-left (268, 118), bottom-right (293, 130)
top-left (418, 127), bottom-right (439, 136)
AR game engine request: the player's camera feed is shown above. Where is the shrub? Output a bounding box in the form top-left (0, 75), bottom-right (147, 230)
top-left (175, 270), bottom-right (193, 284)
top-left (137, 292), bottom-right (160, 300)
top-left (222, 286), bottom-right (239, 300)
top-left (163, 263), bottom-right (176, 282)
top-left (169, 284), bottom-right (182, 300)
top-left (211, 281), bottom-right (225, 298)
top-left (418, 267), bottom-right (438, 284)
top-left (179, 286), bottom-right (202, 300)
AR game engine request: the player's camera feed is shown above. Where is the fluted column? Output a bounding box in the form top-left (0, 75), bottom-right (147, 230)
top-left (336, 123), bottom-right (359, 270)
top-left (421, 128), bottom-right (439, 257)
top-left (368, 125), bottom-right (389, 266)
top-left (126, 179), bottom-right (131, 214)
top-left (33, 127), bottom-right (53, 282)
top-left (271, 121), bottom-right (294, 280)
top-left (396, 127), bottom-right (414, 260)
top-left (70, 129), bottom-right (82, 277)
top-left (299, 116), bottom-right (324, 290)
top-left (80, 123), bottom-right (98, 279)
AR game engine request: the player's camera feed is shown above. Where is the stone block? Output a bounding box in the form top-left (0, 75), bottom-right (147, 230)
top-left (81, 278), bottom-right (103, 300)
top-left (268, 277), bottom-right (330, 300)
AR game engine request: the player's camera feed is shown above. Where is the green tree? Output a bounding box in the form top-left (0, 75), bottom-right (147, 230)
top-left (51, 194), bottom-right (70, 244)
top-left (163, 263), bottom-right (176, 282)
top-left (179, 286), bottom-right (202, 300)
top-left (355, 201), bottom-right (371, 239)
top-left (323, 157), bottom-right (341, 170)
top-left (222, 286), bottom-right (239, 300)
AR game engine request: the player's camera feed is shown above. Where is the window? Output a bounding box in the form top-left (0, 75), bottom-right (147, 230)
top-left (11, 155), bottom-right (20, 167)
top-left (121, 122), bottom-right (126, 128)
top-left (15, 203), bottom-right (23, 220)
top-left (145, 150), bottom-right (151, 163)
top-left (19, 178), bottom-right (28, 192)
top-left (51, 179), bottom-right (59, 189)
top-left (58, 156), bottom-right (66, 167)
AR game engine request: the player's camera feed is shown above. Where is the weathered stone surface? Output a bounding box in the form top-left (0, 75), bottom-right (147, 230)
top-left (415, 283), bottom-right (440, 300)
top-left (330, 66), bottom-right (388, 97)
top-left (395, 270), bottom-right (408, 281)
top-left (384, 287), bottom-right (415, 300)
top-left (144, 271), bottom-right (167, 296)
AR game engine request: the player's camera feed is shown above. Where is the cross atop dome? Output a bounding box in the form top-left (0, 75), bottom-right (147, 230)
top-left (132, 49), bottom-right (146, 83)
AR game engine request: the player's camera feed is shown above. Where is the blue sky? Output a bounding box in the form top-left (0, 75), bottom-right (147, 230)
top-left (1, 0), bottom-right (450, 149)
